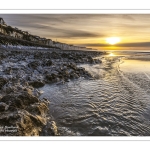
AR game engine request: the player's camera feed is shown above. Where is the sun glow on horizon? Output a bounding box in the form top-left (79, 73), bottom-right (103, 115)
top-left (106, 37), bottom-right (121, 45)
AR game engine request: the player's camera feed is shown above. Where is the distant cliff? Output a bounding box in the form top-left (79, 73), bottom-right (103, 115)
top-left (0, 17), bottom-right (97, 51)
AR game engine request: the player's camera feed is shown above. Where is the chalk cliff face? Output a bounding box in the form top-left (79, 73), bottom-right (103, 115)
top-left (0, 17), bottom-right (97, 51)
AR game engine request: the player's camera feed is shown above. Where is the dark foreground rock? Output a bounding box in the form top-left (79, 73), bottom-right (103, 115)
top-left (0, 91), bottom-right (58, 136)
top-left (0, 77), bottom-right (7, 89)
top-left (0, 49), bottom-right (104, 136)
top-left (28, 80), bottom-right (45, 88)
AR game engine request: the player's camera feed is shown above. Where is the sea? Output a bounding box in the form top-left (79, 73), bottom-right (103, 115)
top-left (39, 50), bottom-right (150, 136)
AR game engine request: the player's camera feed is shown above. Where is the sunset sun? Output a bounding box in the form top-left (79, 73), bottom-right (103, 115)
top-left (106, 37), bottom-right (121, 45)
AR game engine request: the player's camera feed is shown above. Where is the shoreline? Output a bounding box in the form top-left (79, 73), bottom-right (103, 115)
top-left (0, 48), bottom-right (105, 136)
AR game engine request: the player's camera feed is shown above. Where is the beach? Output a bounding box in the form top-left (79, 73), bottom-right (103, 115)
top-left (39, 50), bottom-right (150, 136)
top-left (1, 48), bottom-right (150, 135)
top-left (0, 48), bottom-right (104, 135)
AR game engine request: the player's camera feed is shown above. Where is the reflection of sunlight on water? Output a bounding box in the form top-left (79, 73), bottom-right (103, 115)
top-left (120, 59), bottom-right (150, 73)
top-left (109, 53), bottom-right (115, 57)
top-left (40, 52), bottom-right (150, 136)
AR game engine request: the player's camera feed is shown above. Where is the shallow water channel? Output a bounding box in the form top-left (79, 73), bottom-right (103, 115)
top-left (40, 51), bottom-right (150, 136)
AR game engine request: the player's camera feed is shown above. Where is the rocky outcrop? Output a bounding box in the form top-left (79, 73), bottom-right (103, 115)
top-left (0, 91), bottom-right (49, 136)
top-left (28, 81), bottom-right (45, 88)
top-left (28, 61), bottom-right (41, 69)
top-left (0, 49), bottom-right (103, 136)
top-left (0, 77), bottom-right (7, 89)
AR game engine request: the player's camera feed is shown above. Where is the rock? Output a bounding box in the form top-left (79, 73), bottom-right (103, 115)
top-left (46, 73), bottom-right (57, 82)
top-left (68, 63), bottom-right (77, 70)
top-left (87, 56), bottom-right (94, 63)
top-left (40, 120), bottom-right (59, 136)
top-left (0, 77), bottom-right (7, 89)
top-left (28, 81), bottom-right (45, 88)
top-left (77, 67), bottom-right (86, 75)
top-left (34, 52), bottom-right (43, 59)
top-left (0, 50), bottom-right (104, 135)
top-left (0, 91), bottom-right (50, 136)
top-left (23, 88), bottom-right (33, 95)
top-left (0, 102), bottom-right (9, 112)
top-left (61, 53), bottom-right (69, 58)
top-left (0, 53), bottom-right (7, 59)
top-left (28, 61), bottom-right (40, 69)
top-left (51, 52), bottom-right (60, 59)
top-left (94, 59), bottom-right (102, 63)
top-left (58, 74), bottom-right (63, 79)
top-left (27, 102), bottom-right (48, 116)
top-left (43, 59), bottom-right (53, 66)
top-left (32, 89), bottom-right (43, 97)
top-left (4, 67), bottom-right (12, 74)
top-left (2, 85), bottom-right (16, 94)
top-left (70, 73), bottom-right (79, 79)
top-left (88, 127), bottom-right (109, 136)
top-left (0, 92), bottom-right (39, 109)
top-left (63, 65), bottom-right (67, 70)
top-left (62, 70), bottom-right (69, 77)
top-left (46, 74), bottom-right (53, 81)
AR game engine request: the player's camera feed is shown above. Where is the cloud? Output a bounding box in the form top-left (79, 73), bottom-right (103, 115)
top-left (79, 43), bottom-right (110, 47)
top-left (80, 42), bottom-right (150, 47)
top-left (46, 27), bottom-right (104, 38)
top-left (57, 30), bottom-right (102, 38)
top-left (117, 42), bottom-right (150, 47)
top-left (0, 14), bottom-right (105, 39)
top-left (1, 14), bottom-right (150, 49)
top-left (121, 15), bottom-right (135, 21)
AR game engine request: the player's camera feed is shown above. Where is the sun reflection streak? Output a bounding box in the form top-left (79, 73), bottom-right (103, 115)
top-left (109, 53), bottom-right (115, 57)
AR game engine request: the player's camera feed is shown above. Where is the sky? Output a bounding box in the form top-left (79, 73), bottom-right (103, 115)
top-left (1, 14), bottom-right (150, 51)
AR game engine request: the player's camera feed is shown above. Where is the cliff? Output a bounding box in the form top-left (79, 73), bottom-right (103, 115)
top-left (0, 17), bottom-right (97, 51)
